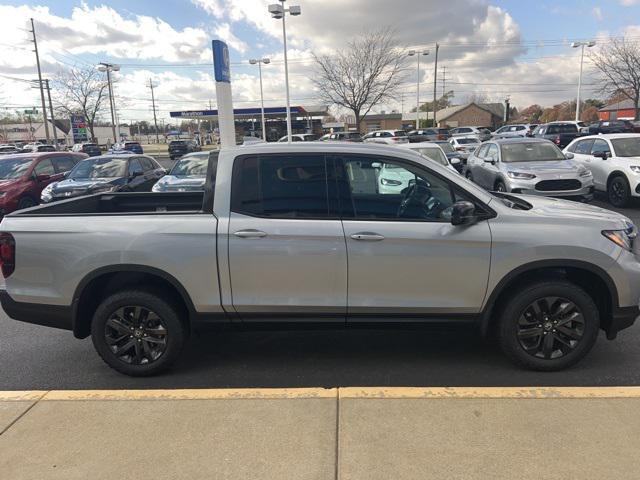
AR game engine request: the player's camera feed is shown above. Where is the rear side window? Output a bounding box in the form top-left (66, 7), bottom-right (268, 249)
top-left (591, 139), bottom-right (611, 156)
top-left (128, 158), bottom-right (143, 176)
top-left (34, 159), bottom-right (55, 176)
top-left (231, 154), bottom-right (330, 218)
top-left (572, 139), bottom-right (595, 155)
top-left (51, 156), bottom-right (77, 173)
top-left (140, 157), bottom-right (155, 170)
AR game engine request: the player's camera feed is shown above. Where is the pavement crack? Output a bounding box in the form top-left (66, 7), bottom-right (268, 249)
top-left (0, 392), bottom-right (47, 436)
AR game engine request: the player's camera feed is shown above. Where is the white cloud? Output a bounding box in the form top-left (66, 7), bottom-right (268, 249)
top-left (620, 0), bottom-right (640, 6)
top-left (592, 6), bottom-right (603, 21)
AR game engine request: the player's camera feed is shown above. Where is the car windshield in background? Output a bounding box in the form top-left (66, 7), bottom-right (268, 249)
top-left (612, 138), bottom-right (640, 157)
top-left (457, 138), bottom-right (479, 144)
top-left (0, 157), bottom-right (32, 179)
top-left (125, 142), bottom-right (141, 148)
top-left (170, 141), bottom-right (186, 146)
top-left (438, 142), bottom-right (455, 153)
top-left (170, 155), bottom-right (209, 176)
top-left (393, 131), bottom-right (407, 137)
top-left (71, 157), bottom-right (127, 179)
top-left (303, 135), bottom-right (318, 141)
top-left (501, 142), bottom-right (565, 162)
top-left (549, 124), bottom-right (577, 133)
top-left (413, 147), bottom-right (448, 166)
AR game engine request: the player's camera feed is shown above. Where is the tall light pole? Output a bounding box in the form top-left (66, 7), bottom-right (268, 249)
top-left (148, 79), bottom-right (160, 144)
top-left (571, 40), bottom-right (596, 122)
top-left (268, 1), bottom-right (301, 143)
top-left (30, 18), bottom-right (50, 144)
top-left (96, 62), bottom-right (120, 144)
top-left (408, 49), bottom-right (429, 129)
top-left (249, 58), bottom-right (271, 141)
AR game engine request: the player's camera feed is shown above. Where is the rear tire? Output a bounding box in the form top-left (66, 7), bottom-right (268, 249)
top-left (608, 175), bottom-right (631, 208)
top-left (495, 180), bottom-right (507, 192)
top-left (497, 280), bottom-right (599, 371)
top-left (91, 289), bottom-right (187, 376)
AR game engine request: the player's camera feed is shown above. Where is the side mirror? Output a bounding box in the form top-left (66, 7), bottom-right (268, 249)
top-left (131, 170), bottom-right (143, 177)
top-left (594, 151), bottom-right (610, 160)
top-left (36, 173), bottom-right (51, 182)
top-left (371, 162), bottom-right (382, 169)
top-left (484, 159), bottom-right (496, 165)
top-left (451, 201), bottom-right (477, 226)
top-left (450, 158), bottom-right (461, 165)
top-left (564, 152), bottom-right (575, 160)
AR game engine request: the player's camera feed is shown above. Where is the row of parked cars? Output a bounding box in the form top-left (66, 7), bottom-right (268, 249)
top-left (0, 149), bottom-right (210, 217)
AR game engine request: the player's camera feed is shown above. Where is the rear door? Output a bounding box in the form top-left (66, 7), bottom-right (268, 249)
top-left (336, 154), bottom-right (491, 319)
top-left (589, 139), bottom-right (612, 190)
top-left (227, 153), bottom-right (347, 321)
top-left (126, 157), bottom-right (147, 191)
top-left (475, 143), bottom-right (499, 189)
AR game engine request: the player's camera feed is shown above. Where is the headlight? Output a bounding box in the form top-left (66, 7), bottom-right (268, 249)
top-left (40, 183), bottom-right (56, 202)
top-left (507, 171), bottom-right (536, 180)
top-left (579, 169), bottom-right (593, 177)
top-left (602, 224), bottom-right (637, 251)
top-left (630, 166), bottom-right (640, 174)
top-left (151, 182), bottom-right (164, 192)
top-left (380, 178), bottom-right (402, 186)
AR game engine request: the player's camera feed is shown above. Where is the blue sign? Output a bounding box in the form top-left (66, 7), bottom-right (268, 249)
top-left (212, 40), bottom-right (231, 83)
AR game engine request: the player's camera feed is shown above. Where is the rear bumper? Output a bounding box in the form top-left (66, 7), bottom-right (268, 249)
top-left (0, 289), bottom-right (72, 331)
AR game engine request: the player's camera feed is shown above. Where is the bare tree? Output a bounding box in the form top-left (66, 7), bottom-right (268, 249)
top-left (589, 38), bottom-right (640, 120)
top-left (312, 29), bottom-right (407, 132)
top-left (52, 67), bottom-right (109, 139)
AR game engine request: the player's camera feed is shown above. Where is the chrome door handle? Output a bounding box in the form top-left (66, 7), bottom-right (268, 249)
top-left (350, 232), bottom-right (385, 241)
top-left (234, 229), bottom-right (267, 238)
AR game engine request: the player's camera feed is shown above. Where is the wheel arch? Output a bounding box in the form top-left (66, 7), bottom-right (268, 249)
top-left (606, 170), bottom-right (629, 187)
top-left (480, 259), bottom-right (618, 337)
top-left (71, 264), bottom-right (197, 339)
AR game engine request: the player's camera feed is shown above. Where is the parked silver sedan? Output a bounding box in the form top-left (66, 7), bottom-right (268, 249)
top-left (465, 138), bottom-right (594, 201)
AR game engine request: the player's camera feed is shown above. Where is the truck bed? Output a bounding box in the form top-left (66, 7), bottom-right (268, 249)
top-left (10, 192), bottom-right (208, 216)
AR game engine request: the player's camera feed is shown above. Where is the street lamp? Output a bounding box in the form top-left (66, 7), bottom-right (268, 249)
top-left (268, 0), bottom-right (301, 143)
top-left (571, 40), bottom-right (596, 122)
top-left (249, 58), bottom-right (271, 141)
top-left (96, 62), bottom-right (121, 144)
top-left (408, 50), bottom-right (429, 129)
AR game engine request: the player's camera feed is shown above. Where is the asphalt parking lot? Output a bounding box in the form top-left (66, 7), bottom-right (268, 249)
top-left (1, 195), bottom-right (640, 391)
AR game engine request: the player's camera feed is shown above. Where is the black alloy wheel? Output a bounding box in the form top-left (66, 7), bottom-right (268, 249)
top-left (608, 176), bottom-right (630, 208)
top-left (516, 297), bottom-right (584, 360)
top-left (495, 180), bottom-right (507, 192)
top-left (104, 306), bottom-right (168, 365)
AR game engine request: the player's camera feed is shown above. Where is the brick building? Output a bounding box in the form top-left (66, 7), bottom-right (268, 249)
top-left (358, 113), bottom-right (403, 132)
top-left (598, 99), bottom-right (639, 121)
top-left (435, 102), bottom-right (504, 129)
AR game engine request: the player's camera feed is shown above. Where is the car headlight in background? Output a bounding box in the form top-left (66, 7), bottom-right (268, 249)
top-left (629, 166), bottom-right (640, 174)
top-left (40, 183), bottom-right (57, 203)
top-left (507, 171), bottom-right (536, 180)
top-left (380, 178), bottom-right (402, 186)
top-left (151, 181), bottom-right (164, 192)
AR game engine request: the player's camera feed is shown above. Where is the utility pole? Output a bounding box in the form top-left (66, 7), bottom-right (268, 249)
top-left (44, 79), bottom-right (58, 149)
top-left (432, 43), bottom-right (439, 127)
top-left (148, 79), bottom-right (160, 144)
top-left (30, 18), bottom-right (50, 144)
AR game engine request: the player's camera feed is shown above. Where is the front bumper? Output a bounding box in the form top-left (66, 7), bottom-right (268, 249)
top-left (506, 177), bottom-right (594, 199)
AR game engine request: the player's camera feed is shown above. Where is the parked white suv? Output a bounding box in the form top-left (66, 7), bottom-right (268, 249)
top-left (362, 130), bottom-right (409, 145)
top-left (564, 134), bottom-right (640, 207)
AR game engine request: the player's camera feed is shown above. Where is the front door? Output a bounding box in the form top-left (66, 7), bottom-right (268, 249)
top-left (227, 153), bottom-right (347, 321)
top-left (336, 154), bottom-right (492, 320)
top-left (589, 138), bottom-right (612, 191)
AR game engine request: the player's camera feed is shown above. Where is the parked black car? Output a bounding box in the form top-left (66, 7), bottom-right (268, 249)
top-left (41, 154), bottom-right (165, 203)
top-left (586, 120), bottom-right (635, 135)
top-left (407, 128), bottom-right (450, 142)
top-left (113, 141), bottom-right (144, 154)
top-left (71, 142), bottom-right (102, 157)
top-left (532, 123), bottom-right (582, 148)
top-left (168, 139), bottom-right (201, 160)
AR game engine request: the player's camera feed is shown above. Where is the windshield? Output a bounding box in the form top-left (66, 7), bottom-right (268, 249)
top-left (612, 138), bottom-right (640, 157)
top-left (170, 141), bottom-right (186, 146)
top-left (393, 131), bottom-right (407, 137)
top-left (70, 157), bottom-right (127, 179)
top-left (302, 134), bottom-right (318, 141)
top-left (0, 157), bottom-right (33, 179)
top-left (501, 142), bottom-right (565, 162)
top-left (457, 138), bottom-right (479, 145)
top-left (413, 147), bottom-right (448, 166)
top-left (170, 154), bottom-right (209, 176)
top-left (438, 142), bottom-right (454, 153)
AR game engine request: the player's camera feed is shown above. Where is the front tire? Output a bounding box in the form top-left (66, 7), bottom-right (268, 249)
top-left (495, 180), bottom-right (507, 193)
top-left (497, 280), bottom-right (599, 371)
top-left (608, 175), bottom-right (631, 208)
top-left (91, 289), bottom-right (187, 376)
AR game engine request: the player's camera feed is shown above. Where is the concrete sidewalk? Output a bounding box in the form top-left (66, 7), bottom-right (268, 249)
top-left (1, 387), bottom-right (640, 480)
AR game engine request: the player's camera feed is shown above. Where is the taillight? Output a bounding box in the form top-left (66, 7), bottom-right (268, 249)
top-left (0, 232), bottom-right (15, 278)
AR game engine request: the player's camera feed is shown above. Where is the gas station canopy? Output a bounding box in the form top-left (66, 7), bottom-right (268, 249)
top-left (169, 105), bottom-right (328, 119)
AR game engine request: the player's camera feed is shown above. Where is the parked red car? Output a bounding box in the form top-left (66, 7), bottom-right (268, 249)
top-left (0, 152), bottom-right (87, 215)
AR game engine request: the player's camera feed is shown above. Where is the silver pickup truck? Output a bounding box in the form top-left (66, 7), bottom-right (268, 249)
top-left (1, 143), bottom-right (639, 376)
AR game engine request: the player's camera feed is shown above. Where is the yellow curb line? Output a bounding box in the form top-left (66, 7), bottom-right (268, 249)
top-left (2, 387), bottom-right (640, 402)
top-left (40, 388), bottom-right (337, 401)
top-left (0, 391), bottom-right (48, 402)
top-left (339, 387), bottom-right (640, 399)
